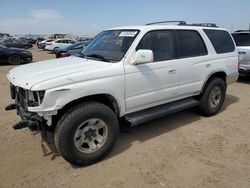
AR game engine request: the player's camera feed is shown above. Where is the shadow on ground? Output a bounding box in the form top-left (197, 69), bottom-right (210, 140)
top-left (237, 76), bottom-right (250, 84)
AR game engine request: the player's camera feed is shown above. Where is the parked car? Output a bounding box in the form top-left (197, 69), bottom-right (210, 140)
top-left (1, 38), bottom-right (33, 49)
top-left (6, 21), bottom-right (238, 166)
top-left (37, 39), bottom-right (55, 49)
top-left (55, 41), bottom-right (89, 58)
top-left (27, 38), bottom-right (37, 44)
top-left (232, 30), bottom-right (250, 77)
top-left (44, 39), bottom-right (76, 51)
top-left (36, 37), bottom-right (45, 45)
top-left (0, 44), bottom-right (32, 65)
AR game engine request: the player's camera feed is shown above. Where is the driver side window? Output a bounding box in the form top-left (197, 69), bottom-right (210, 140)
top-left (136, 30), bottom-right (174, 62)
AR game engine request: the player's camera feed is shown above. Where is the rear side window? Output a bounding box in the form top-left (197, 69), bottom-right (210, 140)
top-left (175, 30), bottom-right (207, 58)
top-left (232, 33), bottom-right (250, 46)
top-left (204, 29), bottom-right (235, 54)
top-left (136, 30), bottom-right (175, 62)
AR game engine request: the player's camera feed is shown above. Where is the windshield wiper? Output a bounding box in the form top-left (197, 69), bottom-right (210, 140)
top-left (86, 54), bottom-right (111, 62)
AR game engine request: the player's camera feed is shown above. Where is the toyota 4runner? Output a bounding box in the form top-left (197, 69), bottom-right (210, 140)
top-left (6, 21), bottom-right (239, 166)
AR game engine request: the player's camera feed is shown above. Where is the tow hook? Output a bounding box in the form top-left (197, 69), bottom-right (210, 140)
top-left (5, 104), bottom-right (16, 111)
top-left (12, 120), bottom-right (38, 130)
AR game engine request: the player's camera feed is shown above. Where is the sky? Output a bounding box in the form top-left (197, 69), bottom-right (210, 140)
top-left (0, 0), bottom-right (250, 36)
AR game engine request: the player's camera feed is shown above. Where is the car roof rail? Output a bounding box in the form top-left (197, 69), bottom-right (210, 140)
top-left (146, 21), bottom-right (187, 26)
top-left (234, 30), bottom-right (250, 33)
top-left (189, 23), bottom-right (218, 28)
top-left (146, 21), bottom-right (218, 28)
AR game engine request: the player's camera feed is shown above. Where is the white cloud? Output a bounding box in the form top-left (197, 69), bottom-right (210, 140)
top-left (30, 9), bottom-right (62, 20)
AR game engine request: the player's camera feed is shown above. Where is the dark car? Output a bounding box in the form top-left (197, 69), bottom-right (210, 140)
top-left (0, 45), bottom-right (32, 65)
top-left (55, 41), bottom-right (89, 58)
top-left (36, 37), bottom-right (45, 45)
top-left (1, 38), bottom-right (33, 49)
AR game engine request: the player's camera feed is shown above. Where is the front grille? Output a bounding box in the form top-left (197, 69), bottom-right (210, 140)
top-left (10, 85), bottom-right (28, 109)
top-left (17, 87), bottom-right (27, 109)
top-left (10, 84), bottom-right (45, 109)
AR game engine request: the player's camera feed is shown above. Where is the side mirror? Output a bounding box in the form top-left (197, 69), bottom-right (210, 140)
top-left (134, 49), bottom-right (154, 65)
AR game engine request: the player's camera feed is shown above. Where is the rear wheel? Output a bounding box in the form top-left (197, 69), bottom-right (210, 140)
top-left (199, 78), bottom-right (226, 116)
top-left (8, 55), bottom-right (22, 65)
top-left (54, 102), bottom-right (119, 166)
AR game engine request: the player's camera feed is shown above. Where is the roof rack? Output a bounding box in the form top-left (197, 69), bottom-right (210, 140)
top-left (146, 21), bottom-right (218, 28)
top-left (146, 21), bottom-right (187, 26)
top-left (234, 30), bottom-right (250, 33)
top-left (189, 23), bottom-right (218, 28)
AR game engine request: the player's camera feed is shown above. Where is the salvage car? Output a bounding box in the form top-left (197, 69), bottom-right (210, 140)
top-left (1, 38), bottom-right (33, 49)
top-left (232, 30), bottom-right (250, 77)
top-left (0, 44), bottom-right (32, 65)
top-left (6, 21), bottom-right (239, 166)
top-left (45, 39), bottom-right (76, 52)
top-left (37, 39), bottom-right (55, 49)
top-left (55, 41), bottom-right (89, 58)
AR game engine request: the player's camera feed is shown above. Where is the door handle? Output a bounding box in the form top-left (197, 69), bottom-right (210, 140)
top-left (238, 51), bottom-right (247, 55)
top-left (168, 69), bottom-right (176, 74)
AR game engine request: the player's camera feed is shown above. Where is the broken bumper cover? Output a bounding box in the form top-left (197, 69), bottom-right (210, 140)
top-left (5, 103), bottom-right (42, 131)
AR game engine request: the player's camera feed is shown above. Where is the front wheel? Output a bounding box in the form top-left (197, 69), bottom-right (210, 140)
top-left (54, 102), bottom-right (119, 166)
top-left (8, 55), bottom-right (22, 65)
top-left (199, 78), bottom-right (226, 116)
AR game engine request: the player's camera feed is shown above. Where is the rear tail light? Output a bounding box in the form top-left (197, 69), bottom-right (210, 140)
top-left (237, 56), bottom-right (240, 69)
top-left (59, 53), bottom-right (70, 58)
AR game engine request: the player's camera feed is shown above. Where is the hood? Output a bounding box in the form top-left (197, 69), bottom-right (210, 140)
top-left (7, 56), bottom-right (112, 90)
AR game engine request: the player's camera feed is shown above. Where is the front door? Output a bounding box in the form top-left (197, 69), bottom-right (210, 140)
top-left (124, 30), bottom-right (179, 113)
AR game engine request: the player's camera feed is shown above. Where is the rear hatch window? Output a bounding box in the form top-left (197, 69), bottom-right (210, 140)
top-left (204, 29), bottom-right (235, 54)
top-left (232, 33), bottom-right (250, 46)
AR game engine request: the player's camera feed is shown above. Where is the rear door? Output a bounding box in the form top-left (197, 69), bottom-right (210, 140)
top-left (175, 30), bottom-right (208, 97)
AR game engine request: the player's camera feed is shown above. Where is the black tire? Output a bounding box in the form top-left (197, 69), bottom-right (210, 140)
top-left (53, 47), bottom-right (58, 53)
top-left (8, 55), bottom-right (22, 65)
top-left (54, 102), bottom-right (119, 166)
top-left (199, 78), bottom-right (226, 116)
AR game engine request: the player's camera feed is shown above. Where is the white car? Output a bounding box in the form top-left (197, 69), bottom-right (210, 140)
top-left (37, 39), bottom-right (55, 49)
top-left (6, 21), bottom-right (239, 166)
top-left (45, 39), bottom-right (76, 51)
top-left (232, 30), bottom-right (250, 77)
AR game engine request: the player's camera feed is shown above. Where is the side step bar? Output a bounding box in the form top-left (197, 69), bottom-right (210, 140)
top-left (125, 98), bottom-right (200, 127)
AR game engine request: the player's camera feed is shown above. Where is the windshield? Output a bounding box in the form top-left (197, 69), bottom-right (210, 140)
top-left (82, 30), bottom-right (139, 62)
top-left (232, 33), bottom-right (250, 46)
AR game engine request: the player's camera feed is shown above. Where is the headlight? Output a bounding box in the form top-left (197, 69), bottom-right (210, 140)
top-left (27, 90), bottom-right (45, 107)
top-left (22, 51), bottom-right (31, 55)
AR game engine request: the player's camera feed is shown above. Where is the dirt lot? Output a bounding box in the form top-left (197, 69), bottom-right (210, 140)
top-left (0, 47), bottom-right (250, 188)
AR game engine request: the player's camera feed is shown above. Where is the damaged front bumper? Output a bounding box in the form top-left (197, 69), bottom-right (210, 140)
top-left (5, 103), bottom-right (43, 131)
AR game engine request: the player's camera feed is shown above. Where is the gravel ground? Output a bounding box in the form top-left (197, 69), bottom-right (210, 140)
top-left (0, 47), bottom-right (250, 188)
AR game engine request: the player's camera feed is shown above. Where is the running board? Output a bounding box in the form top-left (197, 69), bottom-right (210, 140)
top-left (125, 98), bottom-right (200, 127)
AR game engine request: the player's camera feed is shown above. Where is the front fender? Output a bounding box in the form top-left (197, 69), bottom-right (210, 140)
top-left (28, 75), bottom-right (126, 116)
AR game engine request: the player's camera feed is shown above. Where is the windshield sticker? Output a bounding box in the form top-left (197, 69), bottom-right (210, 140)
top-left (119, 31), bottom-right (137, 37)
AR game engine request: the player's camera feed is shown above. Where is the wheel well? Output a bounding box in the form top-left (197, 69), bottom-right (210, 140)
top-left (51, 94), bottom-right (120, 130)
top-left (201, 72), bottom-right (227, 93)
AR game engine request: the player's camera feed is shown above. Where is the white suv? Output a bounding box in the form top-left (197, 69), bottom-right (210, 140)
top-left (232, 30), bottom-right (250, 77)
top-left (6, 21), bottom-right (239, 166)
top-left (45, 38), bottom-right (76, 51)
